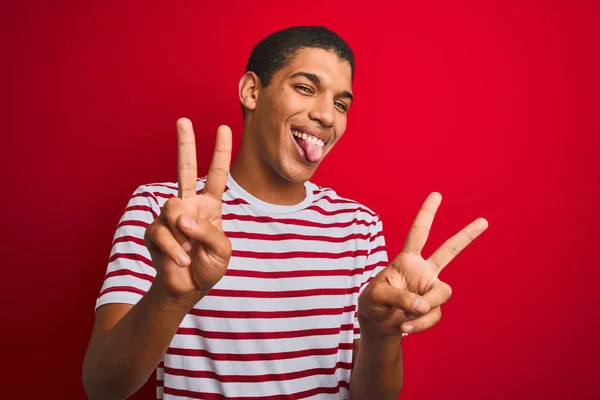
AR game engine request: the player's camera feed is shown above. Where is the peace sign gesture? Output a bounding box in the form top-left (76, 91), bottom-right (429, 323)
top-left (358, 192), bottom-right (489, 336)
top-left (144, 118), bottom-right (233, 301)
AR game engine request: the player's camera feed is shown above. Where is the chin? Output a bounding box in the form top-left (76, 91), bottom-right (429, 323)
top-left (274, 160), bottom-right (318, 183)
top-left (267, 133), bottom-right (326, 183)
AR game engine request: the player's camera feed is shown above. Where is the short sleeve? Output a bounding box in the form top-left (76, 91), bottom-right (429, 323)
top-left (353, 217), bottom-right (389, 340)
top-left (95, 185), bottom-right (161, 311)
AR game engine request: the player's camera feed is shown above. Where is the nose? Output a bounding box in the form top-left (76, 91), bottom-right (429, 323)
top-left (308, 95), bottom-right (335, 128)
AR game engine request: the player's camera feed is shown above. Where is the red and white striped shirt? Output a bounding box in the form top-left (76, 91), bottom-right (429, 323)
top-left (97, 173), bottom-right (388, 399)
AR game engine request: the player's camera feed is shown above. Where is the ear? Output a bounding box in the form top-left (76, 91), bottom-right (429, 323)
top-left (239, 72), bottom-right (260, 113)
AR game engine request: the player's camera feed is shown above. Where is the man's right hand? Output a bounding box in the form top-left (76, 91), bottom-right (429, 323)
top-left (144, 118), bottom-right (233, 302)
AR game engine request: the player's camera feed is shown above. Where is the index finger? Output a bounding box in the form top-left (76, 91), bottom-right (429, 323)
top-left (402, 192), bottom-right (442, 254)
top-left (176, 118), bottom-right (198, 200)
top-left (203, 125), bottom-right (232, 200)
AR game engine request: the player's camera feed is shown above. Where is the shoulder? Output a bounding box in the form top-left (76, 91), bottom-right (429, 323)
top-left (310, 183), bottom-right (382, 225)
top-left (129, 178), bottom-right (208, 207)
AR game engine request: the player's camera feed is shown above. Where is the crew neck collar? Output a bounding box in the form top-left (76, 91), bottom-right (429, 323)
top-left (226, 171), bottom-right (314, 214)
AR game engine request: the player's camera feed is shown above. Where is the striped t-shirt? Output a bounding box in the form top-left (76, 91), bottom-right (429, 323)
top-left (96, 172), bottom-right (388, 399)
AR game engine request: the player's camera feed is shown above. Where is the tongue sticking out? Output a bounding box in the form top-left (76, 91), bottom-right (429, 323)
top-left (296, 137), bottom-right (324, 163)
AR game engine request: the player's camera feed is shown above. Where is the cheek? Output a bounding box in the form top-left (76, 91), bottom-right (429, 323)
top-left (332, 119), bottom-right (347, 145)
top-left (274, 87), bottom-right (306, 114)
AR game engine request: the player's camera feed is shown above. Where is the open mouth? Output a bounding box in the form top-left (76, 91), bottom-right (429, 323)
top-left (291, 129), bottom-right (326, 148)
top-left (290, 128), bottom-right (326, 163)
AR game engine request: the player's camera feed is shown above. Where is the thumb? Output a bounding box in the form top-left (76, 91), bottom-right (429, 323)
top-left (369, 282), bottom-right (432, 315)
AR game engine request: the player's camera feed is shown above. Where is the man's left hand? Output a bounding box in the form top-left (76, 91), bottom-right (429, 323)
top-left (358, 192), bottom-right (489, 336)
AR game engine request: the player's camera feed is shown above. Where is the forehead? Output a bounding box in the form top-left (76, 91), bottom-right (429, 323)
top-left (277, 47), bottom-right (353, 88)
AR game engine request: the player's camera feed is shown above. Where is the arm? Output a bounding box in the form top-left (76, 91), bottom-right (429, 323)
top-left (349, 319), bottom-right (403, 400)
top-left (82, 281), bottom-right (201, 400)
top-left (350, 193), bottom-right (488, 399)
top-left (350, 216), bottom-right (402, 399)
top-left (82, 119), bottom-right (233, 400)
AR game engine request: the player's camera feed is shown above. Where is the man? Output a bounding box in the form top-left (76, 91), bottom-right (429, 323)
top-left (83, 26), bottom-right (488, 399)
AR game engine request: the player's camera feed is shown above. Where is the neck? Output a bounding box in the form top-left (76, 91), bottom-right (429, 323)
top-left (230, 135), bottom-right (307, 206)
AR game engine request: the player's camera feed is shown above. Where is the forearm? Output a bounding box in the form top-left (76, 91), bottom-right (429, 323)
top-left (82, 279), bottom-right (202, 400)
top-left (350, 318), bottom-right (404, 400)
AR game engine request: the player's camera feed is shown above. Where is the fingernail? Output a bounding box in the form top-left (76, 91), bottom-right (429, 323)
top-left (413, 299), bottom-right (429, 313)
top-left (182, 241), bottom-right (192, 252)
top-left (177, 252), bottom-right (190, 266)
top-left (404, 325), bottom-right (414, 332)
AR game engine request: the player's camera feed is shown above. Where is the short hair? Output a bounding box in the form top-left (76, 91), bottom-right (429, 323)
top-left (241, 26), bottom-right (355, 116)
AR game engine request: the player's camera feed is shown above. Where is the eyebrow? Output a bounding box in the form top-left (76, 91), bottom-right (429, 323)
top-left (290, 71), bottom-right (354, 103)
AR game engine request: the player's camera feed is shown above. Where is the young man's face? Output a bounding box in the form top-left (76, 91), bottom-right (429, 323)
top-left (249, 47), bottom-right (353, 183)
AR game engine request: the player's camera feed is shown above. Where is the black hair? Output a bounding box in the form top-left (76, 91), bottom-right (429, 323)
top-left (241, 26), bottom-right (355, 116)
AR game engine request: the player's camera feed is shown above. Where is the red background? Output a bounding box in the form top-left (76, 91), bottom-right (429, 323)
top-left (1, 1), bottom-right (599, 399)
